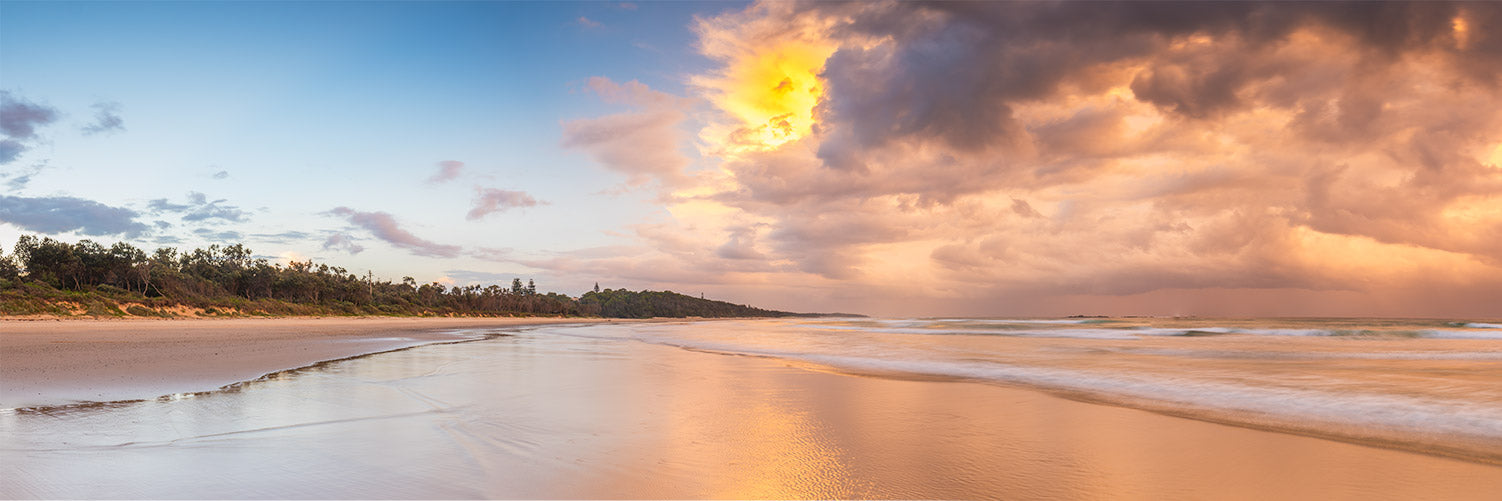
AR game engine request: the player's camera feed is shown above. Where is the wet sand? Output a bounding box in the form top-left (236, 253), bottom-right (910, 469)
top-left (3, 325), bottom-right (1498, 499)
top-left (0, 316), bottom-right (619, 408)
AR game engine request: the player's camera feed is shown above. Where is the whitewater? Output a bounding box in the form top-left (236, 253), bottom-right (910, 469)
top-left (557, 316), bottom-right (1502, 464)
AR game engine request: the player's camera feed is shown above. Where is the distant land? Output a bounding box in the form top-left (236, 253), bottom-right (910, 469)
top-left (0, 235), bottom-right (855, 319)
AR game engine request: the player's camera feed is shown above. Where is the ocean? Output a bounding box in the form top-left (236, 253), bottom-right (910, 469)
top-left (3, 317), bottom-right (1500, 499)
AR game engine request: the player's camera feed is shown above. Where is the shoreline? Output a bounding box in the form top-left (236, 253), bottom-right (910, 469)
top-left (6, 323), bottom-right (1498, 499)
top-left (7, 316), bottom-right (1499, 467)
top-left (0, 316), bottom-right (648, 409)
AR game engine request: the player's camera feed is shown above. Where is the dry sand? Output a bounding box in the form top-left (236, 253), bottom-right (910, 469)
top-left (0, 316), bottom-right (620, 408)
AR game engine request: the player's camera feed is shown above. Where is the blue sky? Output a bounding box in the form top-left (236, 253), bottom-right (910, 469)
top-left (2, 1), bottom-right (743, 294)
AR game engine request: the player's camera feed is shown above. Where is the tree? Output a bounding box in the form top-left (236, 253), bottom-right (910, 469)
top-left (14, 236), bottom-right (81, 288)
top-left (3, 234), bottom-right (795, 319)
top-left (0, 248), bottom-right (18, 282)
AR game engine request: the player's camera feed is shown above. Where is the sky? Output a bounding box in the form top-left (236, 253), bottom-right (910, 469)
top-left (2, 1), bottom-right (1501, 318)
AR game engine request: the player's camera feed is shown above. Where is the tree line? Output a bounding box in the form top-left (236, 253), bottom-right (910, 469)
top-left (576, 287), bottom-right (792, 318)
top-left (0, 235), bottom-right (797, 318)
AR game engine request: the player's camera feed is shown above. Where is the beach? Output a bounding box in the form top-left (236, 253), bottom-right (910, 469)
top-left (3, 317), bottom-right (1500, 499)
top-left (0, 317), bottom-right (618, 409)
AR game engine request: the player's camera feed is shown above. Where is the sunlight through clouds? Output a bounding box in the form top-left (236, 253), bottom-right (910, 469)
top-left (559, 0), bottom-right (1502, 316)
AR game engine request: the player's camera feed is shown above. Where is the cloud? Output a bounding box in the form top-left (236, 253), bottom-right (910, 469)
top-left (322, 232), bottom-right (365, 254)
top-left (4, 173), bottom-right (32, 191)
top-left (577, 16), bottom-right (602, 29)
top-left (1009, 198), bottom-right (1043, 219)
top-left (250, 230), bottom-right (310, 243)
top-left (471, 247), bottom-right (513, 261)
top-left (444, 269), bottom-right (540, 287)
top-left (466, 188), bottom-right (542, 220)
top-left (617, 3), bottom-right (637, 11)
top-left (327, 207), bottom-right (461, 258)
top-left (0, 194), bottom-right (149, 237)
top-left (0, 91), bottom-right (56, 140)
top-left (427, 160), bottom-right (464, 183)
top-left (3, 161), bottom-right (47, 191)
top-left (715, 225), bottom-right (765, 260)
top-left (537, 1), bottom-right (1502, 316)
top-left (213, 170), bottom-right (230, 180)
top-left (147, 191), bottom-right (249, 222)
top-left (0, 139), bottom-right (24, 164)
top-left (561, 77), bottom-right (693, 187)
top-left (81, 101), bottom-right (125, 135)
top-left (0, 91), bottom-right (59, 164)
top-left (191, 228), bottom-right (243, 242)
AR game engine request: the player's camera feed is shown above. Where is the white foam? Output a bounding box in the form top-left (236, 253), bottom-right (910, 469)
top-left (931, 318), bottom-right (1097, 325)
top-left (1230, 328), bottom-right (1332, 337)
top-left (634, 334), bottom-right (1502, 441)
top-left (1463, 322), bottom-right (1502, 329)
top-left (803, 324), bottom-right (1143, 339)
top-left (1125, 347), bottom-right (1502, 361)
top-left (1423, 329), bottom-right (1502, 340)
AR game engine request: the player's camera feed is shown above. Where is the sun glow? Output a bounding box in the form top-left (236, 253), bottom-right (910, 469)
top-left (1452, 15), bottom-right (1471, 49)
top-left (702, 40), bottom-right (835, 152)
top-left (1291, 226), bottom-right (1489, 282)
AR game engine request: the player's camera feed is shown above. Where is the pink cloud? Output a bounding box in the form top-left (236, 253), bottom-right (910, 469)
top-left (561, 78), bottom-right (693, 187)
top-left (427, 160), bottom-right (464, 183)
top-left (467, 188), bottom-right (542, 220)
top-left (328, 207), bottom-right (460, 258)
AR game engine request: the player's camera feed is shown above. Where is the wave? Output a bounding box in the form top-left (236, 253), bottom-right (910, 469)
top-left (629, 332), bottom-right (1502, 443)
top-left (1424, 329), bottom-right (1502, 340)
top-left (606, 326), bottom-right (1502, 464)
top-left (804, 320), bottom-right (1502, 340)
top-left (804, 324), bottom-right (1143, 339)
top-left (930, 318), bottom-right (1105, 325)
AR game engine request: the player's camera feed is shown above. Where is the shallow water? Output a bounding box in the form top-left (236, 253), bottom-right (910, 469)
top-left (589, 317), bottom-right (1502, 462)
top-left (3, 319), bottom-right (1500, 499)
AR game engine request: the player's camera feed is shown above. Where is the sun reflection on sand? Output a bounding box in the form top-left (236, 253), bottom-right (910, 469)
top-left (5, 324), bottom-right (1501, 499)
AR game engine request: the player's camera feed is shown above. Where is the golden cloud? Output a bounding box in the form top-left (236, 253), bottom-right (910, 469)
top-left (558, 1), bottom-right (1502, 316)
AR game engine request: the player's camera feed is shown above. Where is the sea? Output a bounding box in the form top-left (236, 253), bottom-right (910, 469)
top-left (3, 317), bottom-right (1500, 499)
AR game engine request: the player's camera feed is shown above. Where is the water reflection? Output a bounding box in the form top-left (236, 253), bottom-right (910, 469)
top-left (2, 324), bottom-right (1499, 499)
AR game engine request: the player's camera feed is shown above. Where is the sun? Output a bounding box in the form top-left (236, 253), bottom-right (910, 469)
top-left (703, 40), bottom-right (835, 152)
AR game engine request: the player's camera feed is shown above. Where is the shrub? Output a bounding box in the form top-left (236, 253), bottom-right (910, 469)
top-left (85, 301), bottom-right (122, 317)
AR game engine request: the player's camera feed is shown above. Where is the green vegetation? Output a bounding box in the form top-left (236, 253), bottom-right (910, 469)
top-left (577, 289), bottom-right (792, 318)
top-left (0, 235), bottom-right (798, 319)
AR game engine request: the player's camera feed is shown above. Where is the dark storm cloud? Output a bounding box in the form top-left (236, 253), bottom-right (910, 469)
top-left (813, 1), bottom-right (1498, 167)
